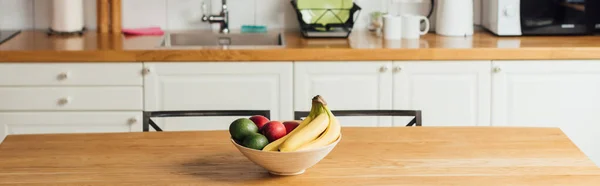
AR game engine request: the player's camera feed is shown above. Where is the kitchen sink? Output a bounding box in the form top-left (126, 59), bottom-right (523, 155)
top-left (159, 32), bottom-right (285, 49)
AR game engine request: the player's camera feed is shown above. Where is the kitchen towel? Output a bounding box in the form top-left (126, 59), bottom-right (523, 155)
top-left (122, 27), bottom-right (164, 36)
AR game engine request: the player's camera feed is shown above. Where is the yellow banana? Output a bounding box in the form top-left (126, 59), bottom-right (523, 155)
top-left (279, 109), bottom-right (329, 152)
top-left (295, 106), bottom-right (341, 151)
top-left (263, 99), bottom-right (320, 151)
top-left (262, 115), bottom-right (313, 151)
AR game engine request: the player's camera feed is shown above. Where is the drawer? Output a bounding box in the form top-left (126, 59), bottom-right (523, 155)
top-left (0, 112), bottom-right (142, 142)
top-left (0, 87), bottom-right (143, 111)
top-left (0, 63), bottom-right (143, 86)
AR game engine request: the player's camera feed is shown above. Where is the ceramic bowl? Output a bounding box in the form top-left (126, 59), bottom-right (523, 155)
top-left (231, 135), bottom-right (341, 176)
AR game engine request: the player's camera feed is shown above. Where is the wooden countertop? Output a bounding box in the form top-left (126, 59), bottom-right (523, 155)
top-left (1, 127), bottom-right (599, 185)
top-left (1, 30), bottom-right (600, 62)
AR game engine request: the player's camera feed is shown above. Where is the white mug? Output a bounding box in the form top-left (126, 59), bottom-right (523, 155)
top-left (383, 15), bottom-right (402, 40)
top-left (401, 15), bottom-right (430, 39)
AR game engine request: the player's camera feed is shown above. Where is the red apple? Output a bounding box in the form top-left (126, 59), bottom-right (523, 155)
top-left (261, 121), bottom-right (287, 142)
top-left (283, 121), bottom-right (300, 134)
top-left (249, 115), bottom-right (269, 131)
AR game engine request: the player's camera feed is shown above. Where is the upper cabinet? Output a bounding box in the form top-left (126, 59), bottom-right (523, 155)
top-left (393, 61), bottom-right (491, 126)
top-left (143, 62), bottom-right (293, 131)
top-left (491, 60), bottom-right (600, 166)
top-left (294, 62), bottom-right (393, 127)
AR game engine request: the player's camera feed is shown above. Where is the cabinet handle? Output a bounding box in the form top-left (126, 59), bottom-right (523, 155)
top-left (57, 72), bottom-right (70, 80)
top-left (380, 66), bottom-right (389, 73)
top-left (492, 67), bottom-right (502, 73)
top-left (393, 67), bottom-right (402, 73)
top-left (128, 117), bottom-right (138, 124)
top-left (58, 97), bottom-right (71, 105)
top-left (142, 68), bottom-right (151, 75)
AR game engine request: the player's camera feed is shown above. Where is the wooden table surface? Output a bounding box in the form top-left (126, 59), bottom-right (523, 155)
top-left (1, 127), bottom-right (599, 185)
top-left (2, 30), bottom-right (600, 62)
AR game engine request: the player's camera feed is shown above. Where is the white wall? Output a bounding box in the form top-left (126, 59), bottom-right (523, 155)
top-left (0, 0), bottom-right (480, 31)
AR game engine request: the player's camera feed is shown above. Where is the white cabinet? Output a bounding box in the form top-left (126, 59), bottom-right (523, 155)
top-left (491, 60), bottom-right (600, 166)
top-left (144, 62), bottom-right (293, 131)
top-left (0, 112), bottom-right (142, 142)
top-left (0, 63), bottom-right (144, 143)
top-left (0, 63), bottom-right (143, 86)
top-left (0, 87), bottom-right (143, 111)
top-left (294, 62), bottom-right (393, 127)
top-left (393, 61), bottom-right (491, 126)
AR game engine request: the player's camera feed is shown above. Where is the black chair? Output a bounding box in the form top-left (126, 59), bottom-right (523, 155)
top-left (294, 110), bottom-right (422, 127)
top-left (143, 110), bottom-right (271, 132)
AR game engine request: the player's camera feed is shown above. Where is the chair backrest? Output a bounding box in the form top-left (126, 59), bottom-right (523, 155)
top-left (143, 110), bottom-right (271, 132)
top-left (294, 110), bottom-right (422, 126)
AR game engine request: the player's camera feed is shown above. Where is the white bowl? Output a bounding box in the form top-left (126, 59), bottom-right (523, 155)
top-left (231, 135), bottom-right (341, 176)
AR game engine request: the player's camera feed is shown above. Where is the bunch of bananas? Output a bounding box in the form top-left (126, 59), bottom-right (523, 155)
top-left (263, 95), bottom-right (341, 152)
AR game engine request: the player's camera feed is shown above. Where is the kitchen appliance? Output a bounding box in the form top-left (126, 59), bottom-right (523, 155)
top-left (435, 0), bottom-right (474, 36)
top-left (0, 30), bottom-right (21, 45)
top-left (49, 0), bottom-right (85, 35)
top-left (482, 0), bottom-right (600, 36)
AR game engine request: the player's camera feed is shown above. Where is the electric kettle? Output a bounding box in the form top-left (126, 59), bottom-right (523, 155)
top-left (435, 0), bottom-right (473, 36)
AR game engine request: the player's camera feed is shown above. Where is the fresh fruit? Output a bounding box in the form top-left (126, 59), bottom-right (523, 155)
top-left (283, 121), bottom-right (300, 134)
top-left (262, 121), bottom-right (287, 142)
top-left (262, 115), bottom-right (313, 151)
top-left (279, 97), bottom-right (330, 152)
top-left (249, 115), bottom-right (270, 131)
top-left (229, 118), bottom-right (259, 141)
top-left (234, 139), bottom-right (243, 145)
top-left (242, 133), bottom-right (269, 150)
top-left (279, 112), bottom-right (329, 152)
top-left (262, 102), bottom-right (319, 152)
top-left (261, 95), bottom-right (342, 152)
top-left (296, 105), bottom-right (342, 151)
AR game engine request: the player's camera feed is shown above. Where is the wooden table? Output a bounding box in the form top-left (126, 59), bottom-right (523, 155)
top-left (1, 127), bottom-right (599, 185)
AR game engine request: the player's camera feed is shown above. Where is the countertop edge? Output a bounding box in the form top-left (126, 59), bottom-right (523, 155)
top-left (2, 47), bottom-right (600, 62)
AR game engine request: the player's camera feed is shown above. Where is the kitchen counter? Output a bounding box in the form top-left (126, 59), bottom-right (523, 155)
top-left (1, 30), bottom-right (600, 62)
top-left (1, 127), bottom-right (599, 185)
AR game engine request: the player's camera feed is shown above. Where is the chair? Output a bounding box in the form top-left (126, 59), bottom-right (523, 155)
top-left (143, 110), bottom-right (271, 132)
top-left (294, 110), bottom-right (422, 127)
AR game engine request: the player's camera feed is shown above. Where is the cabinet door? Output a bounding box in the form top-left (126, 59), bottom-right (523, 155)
top-left (0, 63), bottom-right (143, 86)
top-left (0, 112), bottom-right (142, 143)
top-left (144, 62), bottom-right (293, 131)
top-left (492, 60), bottom-right (600, 166)
top-left (393, 61), bottom-right (491, 126)
top-left (0, 87), bottom-right (143, 111)
top-left (295, 62), bottom-right (393, 127)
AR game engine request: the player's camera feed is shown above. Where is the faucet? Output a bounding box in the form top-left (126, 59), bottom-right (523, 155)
top-left (202, 0), bottom-right (229, 34)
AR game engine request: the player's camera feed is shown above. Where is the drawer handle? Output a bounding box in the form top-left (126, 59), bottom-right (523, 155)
top-left (58, 97), bottom-right (71, 105)
top-left (393, 67), bottom-right (402, 73)
top-left (128, 117), bottom-right (138, 124)
top-left (57, 72), bottom-right (70, 80)
top-left (142, 68), bottom-right (151, 75)
top-left (492, 67), bottom-right (502, 73)
top-left (379, 66), bottom-right (389, 73)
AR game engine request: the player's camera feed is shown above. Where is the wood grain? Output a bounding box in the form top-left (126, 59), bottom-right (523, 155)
top-left (0, 127), bottom-right (598, 185)
top-left (96, 0), bottom-right (110, 33)
top-left (1, 30), bottom-right (600, 62)
top-left (110, 0), bottom-right (122, 34)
